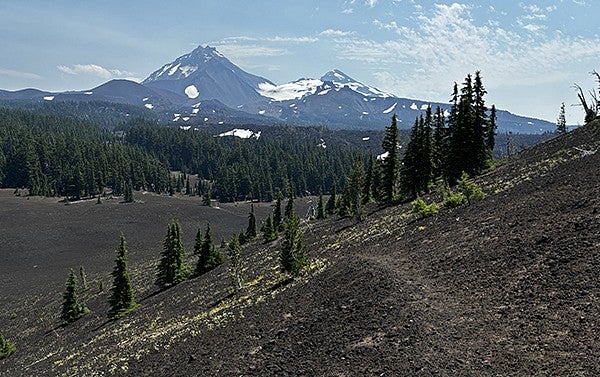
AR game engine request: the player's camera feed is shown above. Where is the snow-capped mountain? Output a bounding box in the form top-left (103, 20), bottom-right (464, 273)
top-left (255, 69), bottom-right (392, 102)
top-left (0, 45), bottom-right (556, 133)
top-left (142, 45), bottom-right (273, 108)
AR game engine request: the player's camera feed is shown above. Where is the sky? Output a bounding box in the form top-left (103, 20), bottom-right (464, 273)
top-left (1, 0), bottom-right (599, 123)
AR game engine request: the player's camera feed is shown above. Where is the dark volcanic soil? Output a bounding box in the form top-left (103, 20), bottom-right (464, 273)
top-left (1, 122), bottom-right (599, 376)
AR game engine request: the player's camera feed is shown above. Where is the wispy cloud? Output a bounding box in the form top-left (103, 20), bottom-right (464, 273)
top-left (220, 35), bottom-right (318, 44)
top-left (57, 64), bottom-right (136, 79)
top-left (342, 8), bottom-right (354, 14)
top-left (0, 68), bottom-right (42, 80)
top-left (214, 44), bottom-right (289, 59)
top-left (365, 0), bottom-right (377, 8)
top-left (329, 3), bottom-right (600, 99)
top-left (319, 29), bottom-right (355, 37)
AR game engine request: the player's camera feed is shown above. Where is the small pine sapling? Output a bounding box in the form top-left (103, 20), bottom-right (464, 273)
top-left (457, 172), bottom-right (485, 204)
top-left (61, 269), bottom-right (89, 323)
top-left (227, 235), bottom-right (245, 292)
top-left (0, 332), bottom-right (16, 359)
top-left (411, 197), bottom-right (438, 218)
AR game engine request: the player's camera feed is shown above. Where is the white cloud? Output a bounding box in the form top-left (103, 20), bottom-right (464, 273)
top-left (373, 20), bottom-right (398, 30)
top-left (521, 23), bottom-right (547, 32)
top-left (268, 36), bottom-right (318, 43)
top-left (365, 0), bottom-right (377, 8)
top-left (342, 8), bottom-right (354, 14)
top-left (57, 64), bottom-right (135, 79)
top-left (320, 29), bottom-right (355, 37)
top-left (0, 68), bottom-right (42, 80)
top-left (519, 3), bottom-right (542, 13)
top-left (220, 35), bottom-right (318, 44)
top-left (329, 3), bottom-right (600, 101)
top-left (214, 44), bottom-right (288, 58)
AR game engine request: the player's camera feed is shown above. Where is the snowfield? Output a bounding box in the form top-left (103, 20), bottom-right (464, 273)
top-left (185, 85), bottom-right (199, 99)
top-left (217, 129), bottom-right (261, 140)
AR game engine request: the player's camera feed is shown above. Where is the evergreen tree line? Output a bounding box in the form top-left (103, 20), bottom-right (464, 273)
top-left (0, 108), bottom-right (170, 198)
top-left (390, 71), bottom-right (496, 202)
top-left (125, 121), bottom-right (368, 202)
top-left (308, 71), bottom-right (496, 220)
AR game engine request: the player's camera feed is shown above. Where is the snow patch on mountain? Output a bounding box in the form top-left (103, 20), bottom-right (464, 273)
top-left (410, 103), bottom-right (418, 110)
top-left (377, 151), bottom-right (389, 161)
top-left (185, 85), bottom-right (199, 99)
top-left (168, 63), bottom-right (181, 76)
top-left (179, 65), bottom-right (198, 78)
top-left (383, 102), bottom-right (397, 114)
top-left (217, 129), bottom-right (261, 139)
top-left (43, 96), bottom-right (54, 101)
top-left (144, 103), bottom-right (154, 109)
top-left (257, 79), bottom-right (323, 101)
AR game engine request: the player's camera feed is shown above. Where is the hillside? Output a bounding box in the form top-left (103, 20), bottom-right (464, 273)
top-left (1, 121), bottom-right (598, 376)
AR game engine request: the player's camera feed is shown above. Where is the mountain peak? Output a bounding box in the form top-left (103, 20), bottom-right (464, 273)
top-left (187, 45), bottom-right (225, 61)
top-left (320, 69), bottom-right (356, 84)
top-left (142, 44), bottom-right (272, 107)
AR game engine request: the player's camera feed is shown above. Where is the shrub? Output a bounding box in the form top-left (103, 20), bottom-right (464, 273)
top-left (411, 197), bottom-right (438, 218)
top-left (0, 332), bottom-right (16, 359)
top-left (443, 189), bottom-right (467, 208)
top-left (457, 172), bottom-right (485, 204)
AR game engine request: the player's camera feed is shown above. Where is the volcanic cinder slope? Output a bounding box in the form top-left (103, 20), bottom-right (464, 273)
top-left (1, 121), bottom-right (599, 376)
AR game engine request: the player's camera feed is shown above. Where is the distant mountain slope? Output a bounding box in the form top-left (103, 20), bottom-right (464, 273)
top-left (0, 45), bottom-right (557, 133)
top-left (142, 45), bottom-right (273, 108)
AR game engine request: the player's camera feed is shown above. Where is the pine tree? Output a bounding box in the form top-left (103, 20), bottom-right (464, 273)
top-left (473, 71), bottom-right (490, 169)
top-left (432, 106), bottom-right (447, 179)
top-left (0, 332), bottom-right (16, 359)
top-left (284, 181), bottom-right (294, 220)
top-left (156, 220), bottom-right (190, 287)
top-left (487, 104), bottom-right (497, 152)
top-left (445, 73), bottom-right (490, 183)
top-left (123, 180), bottom-right (134, 203)
top-left (400, 117), bottom-right (423, 199)
top-left (261, 215), bottom-right (277, 242)
top-left (381, 114), bottom-right (399, 203)
top-left (238, 229), bottom-right (247, 245)
top-left (339, 158), bottom-right (366, 220)
top-left (203, 188), bottom-right (212, 206)
top-left (400, 108), bottom-right (433, 198)
top-left (227, 235), bottom-right (245, 292)
top-left (316, 188), bottom-right (326, 219)
top-left (246, 204), bottom-right (257, 239)
top-left (280, 210), bottom-right (307, 275)
top-left (62, 269), bottom-right (89, 323)
top-left (79, 266), bottom-right (88, 292)
top-left (109, 235), bottom-right (137, 318)
top-left (193, 228), bottom-right (204, 255)
top-left (557, 102), bottom-right (567, 135)
top-left (195, 223), bottom-right (224, 275)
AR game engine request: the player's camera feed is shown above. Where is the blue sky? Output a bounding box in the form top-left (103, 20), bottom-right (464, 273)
top-left (1, 1), bottom-right (598, 123)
